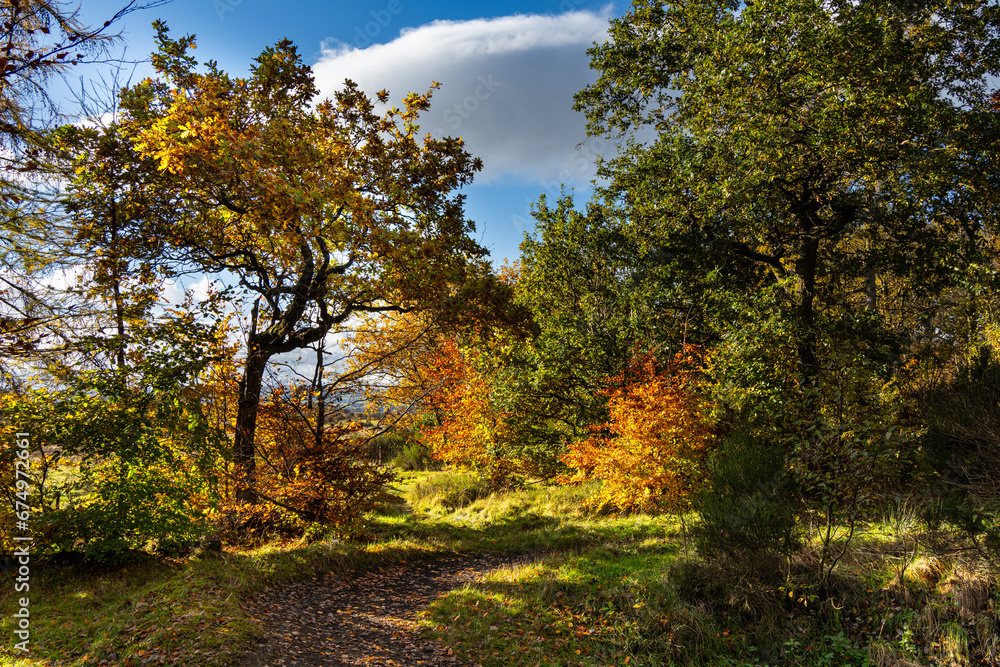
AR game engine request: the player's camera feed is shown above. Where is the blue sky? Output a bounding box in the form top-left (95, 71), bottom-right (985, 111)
top-left (72, 0), bottom-right (622, 264)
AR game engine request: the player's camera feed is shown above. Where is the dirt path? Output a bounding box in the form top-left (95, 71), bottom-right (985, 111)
top-left (239, 552), bottom-right (534, 667)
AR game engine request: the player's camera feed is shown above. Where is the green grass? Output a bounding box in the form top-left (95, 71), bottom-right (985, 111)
top-left (2, 471), bottom-right (998, 667)
top-left (421, 539), bottom-right (693, 667)
top-left (0, 552), bottom-right (251, 666)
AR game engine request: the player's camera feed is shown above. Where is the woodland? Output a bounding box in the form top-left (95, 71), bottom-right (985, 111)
top-left (1, 0), bottom-right (1000, 665)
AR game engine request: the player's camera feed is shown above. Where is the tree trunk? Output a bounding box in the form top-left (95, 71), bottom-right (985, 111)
top-left (795, 233), bottom-right (820, 389)
top-left (109, 199), bottom-right (127, 370)
top-left (865, 259), bottom-right (878, 312)
top-left (314, 344), bottom-right (325, 451)
top-left (234, 343), bottom-right (269, 503)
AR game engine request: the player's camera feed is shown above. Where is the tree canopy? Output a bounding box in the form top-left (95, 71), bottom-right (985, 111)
top-left (576, 0), bottom-right (1000, 403)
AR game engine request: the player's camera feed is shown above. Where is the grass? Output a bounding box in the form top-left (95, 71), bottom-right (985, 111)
top-left (2, 471), bottom-right (998, 667)
top-left (421, 539), bottom-right (694, 667)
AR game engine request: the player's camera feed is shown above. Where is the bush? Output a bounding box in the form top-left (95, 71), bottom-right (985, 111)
top-left (252, 384), bottom-right (395, 534)
top-left (391, 440), bottom-right (440, 471)
top-left (695, 430), bottom-right (798, 578)
top-left (0, 367), bottom-right (223, 563)
top-left (360, 430), bottom-right (407, 464)
top-left (217, 503), bottom-right (301, 546)
top-left (561, 348), bottom-right (714, 513)
top-left (408, 471), bottom-right (495, 511)
top-left (918, 346), bottom-right (1000, 558)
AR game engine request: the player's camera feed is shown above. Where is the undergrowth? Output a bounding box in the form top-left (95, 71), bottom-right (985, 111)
top-left (1, 471), bottom-right (997, 667)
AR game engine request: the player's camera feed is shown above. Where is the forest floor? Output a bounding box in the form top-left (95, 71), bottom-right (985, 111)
top-left (1, 470), bottom-right (998, 667)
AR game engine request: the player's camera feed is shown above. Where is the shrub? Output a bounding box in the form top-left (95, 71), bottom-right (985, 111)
top-left (420, 339), bottom-right (526, 486)
top-left (561, 347), bottom-right (714, 513)
top-left (0, 339), bottom-right (224, 563)
top-left (918, 346), bottom-right (1000, 558)
top-left (391, 440), bottom-right (440, 471)
top-left (361, 430), bottom-right (408, 463)
top-left (408, 470), bottom-right (494, 511)
top-left (695, 429), bottom-right (798, 578)
top-left (251, 383), bottom-right (395, 536)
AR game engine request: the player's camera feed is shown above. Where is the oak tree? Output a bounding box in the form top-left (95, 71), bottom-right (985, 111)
top-left (576, 0), bottom-right (1000, 411)
top-left (121, 25), bottom-right (487, 502)
top-left (517, 193), bottom-right (727, 441)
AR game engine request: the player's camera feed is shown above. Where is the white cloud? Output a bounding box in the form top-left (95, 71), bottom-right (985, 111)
top-left (161, 274), bottom-right (216, 307)
top-left (312, 11), bottom-right (611, 185)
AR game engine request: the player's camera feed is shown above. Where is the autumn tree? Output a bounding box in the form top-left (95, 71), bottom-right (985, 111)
top-left (249, 373), bottom-right (393, 537)
top-left (43, 112), bottom-right (183, 370)
top-left (561, 347), bottom-right (714, 513)
top-left (346, 264), bottom-right (548, 481)
top-left (516, 193), bottom-right (738, 444)
top-left (416, 337), bottom-right (528, 485)
top-left (347, 310), bottom-right (451, 430)
top-left (120, 25), bottom-right (487, 503)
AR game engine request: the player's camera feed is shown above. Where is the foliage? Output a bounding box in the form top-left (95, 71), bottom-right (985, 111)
top-left (922, 346), bottom-right (1000, 509)
top-left (0, 1), bottom-right (166, 373)
top-left (562, 346), bottom-right (714, 513)
top-left (243, 380), bottom-right (394, 539)
top-left (345, 310), bottom-right (452, 433)
top-left (695, 430), bottom-right (798, 578)
top-left (0, 0), bottom-right (145, 159)
top-left (780, 343), bottom-right (919, 586)
top-left (575, 0), bottom-right (1000, 423)
top-left (516, 195), bottom-right (705, 444)
top-left (456, 319), bottom-right (575, 480)
top-left (0, 314), bottom-right (227, 562)
top-left (418, 338), bottom-right (525, 486)
top-left (390, 439), bottom-right (439, 472)
top-left (47, 117), bottom-right (180, 313)
top-left (567, 0), bottom-right (1000, 598)
top-left (0, 94), bottom-right (236, 560)
top-left (345, 261), bottom-right (548, 476)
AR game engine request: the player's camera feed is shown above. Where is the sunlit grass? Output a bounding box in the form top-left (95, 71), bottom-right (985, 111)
top-left (1, 471), bottom-right (997, 666)
top-left (420, 537), bottom-right (704, 667)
